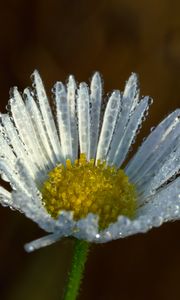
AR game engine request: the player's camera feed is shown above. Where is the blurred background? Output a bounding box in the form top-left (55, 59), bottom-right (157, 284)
top-left (0, 0), bottom-right (180, 299)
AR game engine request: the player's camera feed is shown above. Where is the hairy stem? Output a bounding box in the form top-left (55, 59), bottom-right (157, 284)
top-left (63, 239), bottom-right (90, 300)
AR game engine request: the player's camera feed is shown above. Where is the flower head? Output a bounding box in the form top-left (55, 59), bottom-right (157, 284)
top-left (0, 71), bottom-right (180, 252)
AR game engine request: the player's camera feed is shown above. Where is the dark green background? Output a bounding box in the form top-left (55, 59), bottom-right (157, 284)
top-left (0, 1), bottom-right (180, 299)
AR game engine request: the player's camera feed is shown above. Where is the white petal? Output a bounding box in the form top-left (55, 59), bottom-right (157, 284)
top-left (110, 96), bottom-right (151, 168)
top-left (89, 72), bottom-right (102, 159)
top-left (74, 213), bottom-right (99, 241)
top-left (139, 136), bottom-right (180, 198)
top-left (54, 211), bottom-right (75, 236)
top-left (32, 70), bottom-right (64, 163)
top-left (9, 87), bottom-right (48, 174)
top-left (107, 73), bottom-right (139, 164)
top-left (138, 177), bottom-right (180, 222)
top-left (12, 189), bottom-right (56, 233)
top-left (0, 124), bottom-right (17, 169)
top-left (1, 114), bottom-right (38, 179)
top-left (15, 160), bottom-right (44, 201)
top-left (126, 109), bottom-right (180, 180)
top-left (133, 117), bottom-right (180, 193)
top-left (24, 232), bottom-right (64, 252)
top-left (54, 81), bottom-right (73, 160)
top-left (122, 73), bottom-right (139, 113)
top-left (0, 160), bottom-right (24, 191)
top-left (67, 75), bottom-right (78, 161)
top-left (24, 88), bottom-right (55, 168)
top-left (96, 90), bottom-right (121, 162)
top-left (0, 187), bottom-right (14, 208)
top-left (77, 82), bottom-right (90, 159)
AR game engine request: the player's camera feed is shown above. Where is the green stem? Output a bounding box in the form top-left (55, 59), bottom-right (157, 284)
top-left (63, 239), bottom-right (90, 300)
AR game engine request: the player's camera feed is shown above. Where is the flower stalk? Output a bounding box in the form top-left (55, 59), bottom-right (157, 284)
top-left (63, 239), bottom-right (90, 300)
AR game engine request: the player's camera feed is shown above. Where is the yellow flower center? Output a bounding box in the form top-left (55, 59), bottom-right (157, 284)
top-left (41, 154), bottom-right (137, 229)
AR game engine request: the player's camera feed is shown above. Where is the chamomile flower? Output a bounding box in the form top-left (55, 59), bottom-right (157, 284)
top-left (0, 71), bottom-right (180, 252)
